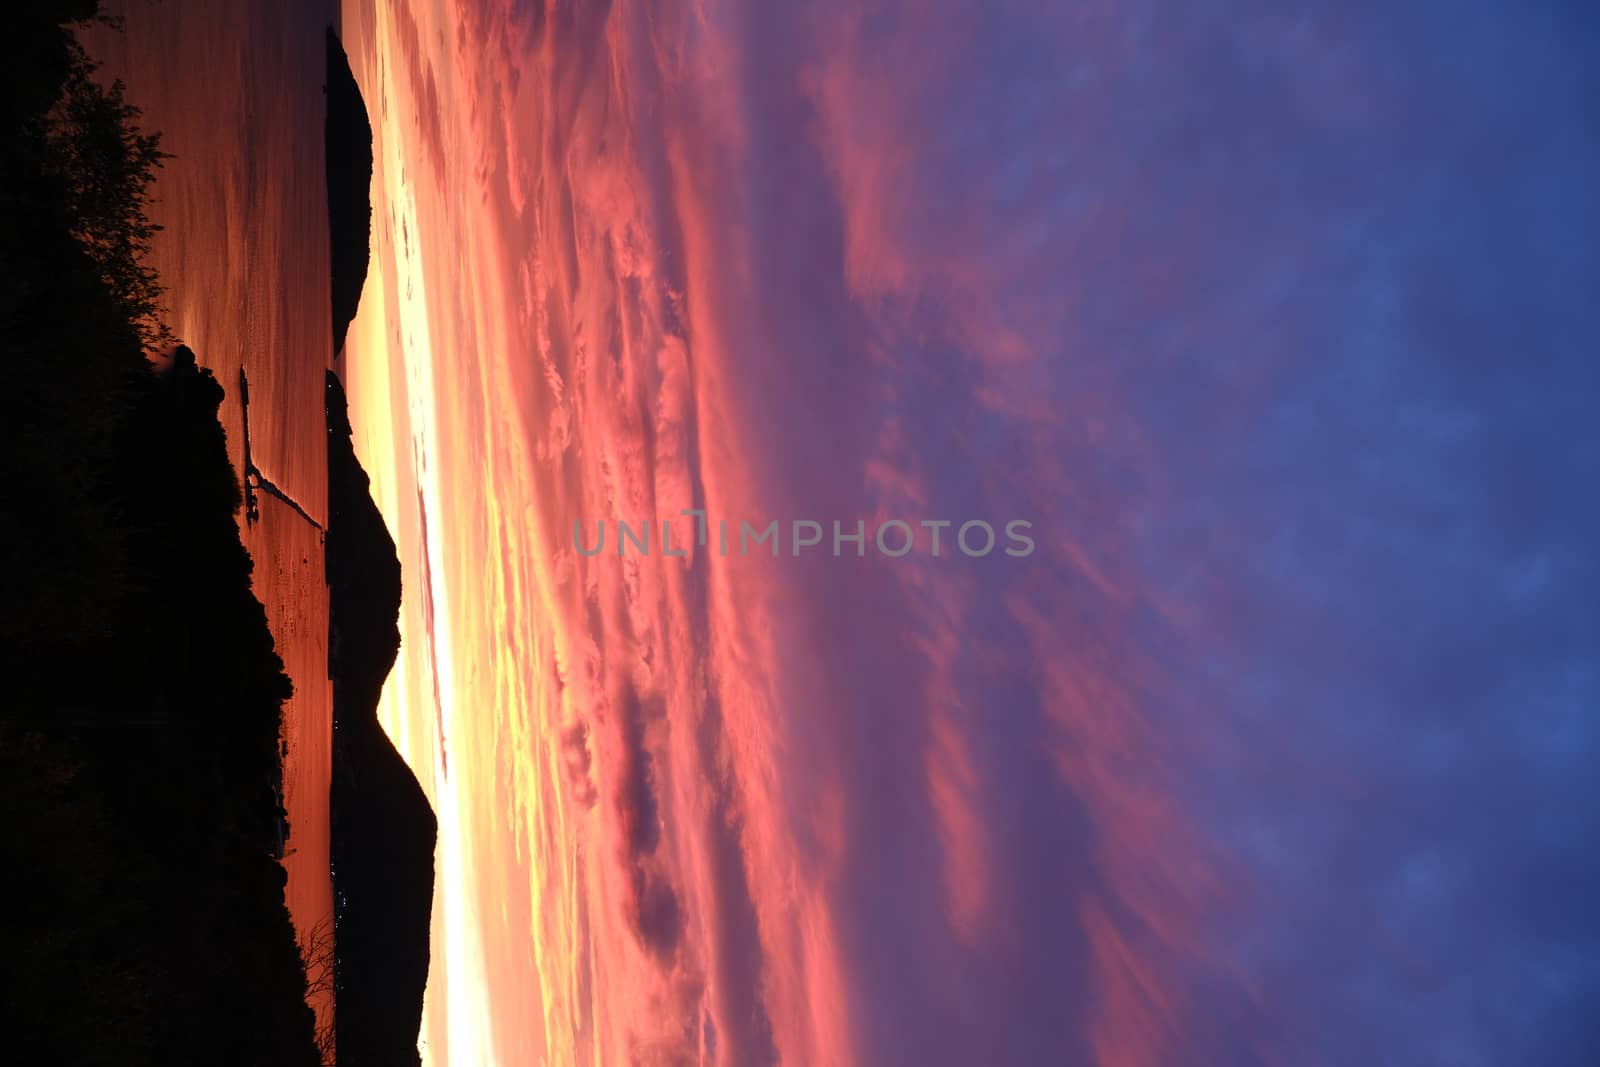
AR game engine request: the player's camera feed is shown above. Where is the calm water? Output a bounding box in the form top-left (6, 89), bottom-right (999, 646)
top-left (88, 0), bottom-right (342, 1036)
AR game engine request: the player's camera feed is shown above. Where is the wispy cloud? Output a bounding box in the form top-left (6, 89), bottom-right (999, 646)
top-left (344, 0), bottom-right (1599, 1063)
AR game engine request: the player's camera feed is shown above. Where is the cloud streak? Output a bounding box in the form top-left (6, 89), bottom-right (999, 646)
top-left (342, 0), bottom-right (1599, 1063)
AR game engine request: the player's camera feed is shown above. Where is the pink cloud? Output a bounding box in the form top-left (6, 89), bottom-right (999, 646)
top-left (348, 1), bottom-right (1600, 1065)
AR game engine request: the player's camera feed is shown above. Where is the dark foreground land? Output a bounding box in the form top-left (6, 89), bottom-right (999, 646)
top-left (0, 6), bottom-right (349, 1065)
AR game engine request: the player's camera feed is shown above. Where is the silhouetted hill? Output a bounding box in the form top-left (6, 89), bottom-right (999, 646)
top-left (325, 28), bottom-right (372, 356)
top-left (327, 371), bottom-right (436, 1067)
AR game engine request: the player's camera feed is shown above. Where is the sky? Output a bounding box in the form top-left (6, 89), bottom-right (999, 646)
top-left (338, 1), bottom-right (1598, 1064)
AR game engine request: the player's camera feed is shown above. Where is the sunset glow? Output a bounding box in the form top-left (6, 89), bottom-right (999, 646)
top-left (337, 2), bottom-right (1598, 1065)
top-left (10, 0), bottom-right (1593, 1064)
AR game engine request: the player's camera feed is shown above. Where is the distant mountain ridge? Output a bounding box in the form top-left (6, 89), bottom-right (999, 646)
top-left (327, 370), bottom-right (436, 1067)
top-left (325, 28), bottom-right (372, 356)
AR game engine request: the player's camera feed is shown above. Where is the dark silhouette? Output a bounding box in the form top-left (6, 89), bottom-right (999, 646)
top-left (1, 6), bottom-right (322, 1063)
top-left (324, 27), bottom-right (373, 357)
top-left (233, 365), bottom-right (324, 533)
top-left (327, 371), bottom-right (437, 1067)
top-left (239, 365), bottom-right (262, 521)
top-left (39, 16), bottom-right (174, 350)
top-left (240, 366), bottom-right (324, 532)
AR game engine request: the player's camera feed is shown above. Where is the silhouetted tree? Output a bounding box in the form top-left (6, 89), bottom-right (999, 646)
top-left (298, 916), bottom-right (338, 1066)
top-left (40, 33), bottom-right (173, 350)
